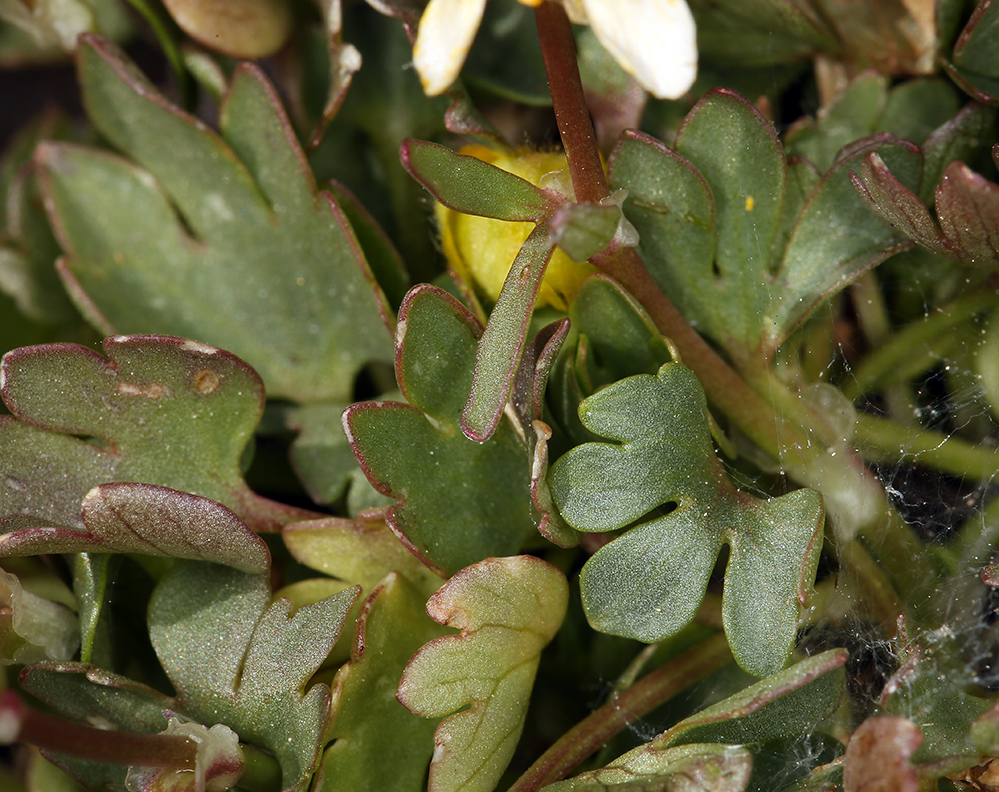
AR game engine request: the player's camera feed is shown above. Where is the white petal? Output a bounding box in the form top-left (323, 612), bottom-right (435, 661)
top-left (581, 0), bottom-right (697, 100)
top-left (413, 0), bottom-right (487, 96)
top-left (561, 0), bottom-right (590, 24)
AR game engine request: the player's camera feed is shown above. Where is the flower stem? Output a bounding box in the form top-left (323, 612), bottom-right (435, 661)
top-left (534, 2), bottom-right (608, 205)
top-left (532, 0), bottom-right (928, 628)
top-left (507, 633), bottom-right (732, 792)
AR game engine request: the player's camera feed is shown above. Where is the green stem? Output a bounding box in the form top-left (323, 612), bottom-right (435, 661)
top-left (506, 633), bottom-right (732, 792)
top-left (852, 412), bottom-right (999, 481)
top-left (841, 287), bottom-right (999, 403)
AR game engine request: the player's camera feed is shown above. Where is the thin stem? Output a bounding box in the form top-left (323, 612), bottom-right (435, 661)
top-left (852, 412), bottom-right (999, 481)
top-left (507, 633), bottom-right (732, 792)
top-left (534, 3), bottom-right (608, 204)
top-left (841, 287), bottom-right (999, 403)
top-left (0, 691), bottom-right (196, 769)
top-left (532, 0), bottom-right (929, 622)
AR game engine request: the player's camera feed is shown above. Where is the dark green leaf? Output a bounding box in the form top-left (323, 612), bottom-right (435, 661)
top-left (149, 562), bottom-right (358, 791)
top-left (0, 335), bottom-right (306, 533)
top-left (550, 363), bottom-right (824, 677)
top-left (344, 285), bottom-right (535, 576)
top-left (401, 138), bottom-right (550, 222)
top-left (462, 224), bottom-right (555, 441)
top-left (38, 36), bottom-right (394, 403)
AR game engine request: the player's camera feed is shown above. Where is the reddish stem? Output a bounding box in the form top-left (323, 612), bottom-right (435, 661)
top-left (507, 633), bottom-right (732, 792)
top-left (534, 2), bottom-right (608, 204)
top-left (1, 690), bottom-right (197, 769)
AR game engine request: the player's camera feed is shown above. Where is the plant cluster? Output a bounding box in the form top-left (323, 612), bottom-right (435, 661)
top-left (1, 0), bottom-right (999, 790)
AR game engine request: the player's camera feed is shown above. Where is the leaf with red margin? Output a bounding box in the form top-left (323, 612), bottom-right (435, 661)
top-left (0, 334), bottom-right (311, 534)
top-left (343, 285), bottom-right (535, 577)
top-left (1, 482), bottom-right (269, 573)
top-left (397, 556), bottom-right (568, 792)
top-left (36, 35), bottom-right (394, 404)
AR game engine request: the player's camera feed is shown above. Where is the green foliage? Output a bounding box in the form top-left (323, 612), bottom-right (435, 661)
top-left (148, 563), bottom-right (357, 790)
top-left (38, 36), bottom-right (394, 404)
top-left (398, 556), bottom-right (568, 792)
top-left (3, 3), bottom-right (999, 791)
top-left (550, 362), bottom-right (824, 677)
top-left (344, 285), bottom-right (535, 575)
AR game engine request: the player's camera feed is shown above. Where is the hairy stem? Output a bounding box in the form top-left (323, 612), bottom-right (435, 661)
top-left (532, 0), bottom-right (931, 623)
top-left (507, 633), bottom-right (732, 792)
top-left (534, 3), bottom-right (608, 204)
top-left (0, 690), bottom-right (196, 768)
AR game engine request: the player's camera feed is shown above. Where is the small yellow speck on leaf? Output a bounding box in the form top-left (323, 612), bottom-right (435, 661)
top-left (745, 196), bottom-right (755, 211)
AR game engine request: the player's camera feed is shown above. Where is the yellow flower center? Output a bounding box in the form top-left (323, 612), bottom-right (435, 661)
top-left (435, 146), bottom-right (597, 312)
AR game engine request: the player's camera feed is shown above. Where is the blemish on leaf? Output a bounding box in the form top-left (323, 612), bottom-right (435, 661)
top-left (116, 382), bottom-right (166, 399)
top-left (745, 195), bottom-right (754, 211)
top-left (193, 369), bottom-right (222, 394)
top-left (180, 340), bottom-right (220, 355)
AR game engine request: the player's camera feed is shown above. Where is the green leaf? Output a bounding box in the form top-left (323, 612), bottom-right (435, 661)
top-left (398, 556), bottom-right (569, 792)
top-left (655, 649), bottom-right (846, 748)
top-left (283, 514), bottom-right (444, 599)
top-left (947, 0), bottom-right (999, 103)
top-left (785, 73), bottom-right (889, 172)
top-left (37, 35), bottom-right (394, 403)
top-left (344, 285), bottom-right (535, 576)
top-left (0, 335), bottom-right (305, 533)
top-left (545, 649), bottom-right (846, 791)
top-left (462, 224), bottom-right (556, 441)
top-left (769, 134), bottom-right (923, 344)
top-left (401, 139), bottom-right (550, 222)
top-left (1, 482), bottom-right (270, 572)
top-left (540, 743), bottom-right (752, 792)
top-left (148, 562), bottom-right (358, 791)
top-left (315, 573), bottom-right (446, 792)
top-left (549, 363), bottom-right (824, 677)
top-left (613, 94), bottom-right (923, 359)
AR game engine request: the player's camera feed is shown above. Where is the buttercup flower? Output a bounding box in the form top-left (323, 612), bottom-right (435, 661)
top-left (412, 0), bottom-right (697, 99)
top-left (435, 146), bottom-right (597, 311)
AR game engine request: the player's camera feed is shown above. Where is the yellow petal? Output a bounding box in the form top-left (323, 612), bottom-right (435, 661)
top-left (413, 0), bottom-right (488, 96)
top-left (581, 0), bottom-right (697, 99)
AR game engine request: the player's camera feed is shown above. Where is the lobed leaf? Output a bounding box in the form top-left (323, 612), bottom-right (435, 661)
top-left (0, 335), bottom-right (308, 534)
top-left (37, 35), bottom-right (394, 404)
top-left (149, 562), bottom-right (358, 791)
top-left (612, 92), bottom-right (922, 360)
top-left (344, 285), bottom-right (535, 576)
top-left (550, 363), bottom-right (824, 677)
top-left (398, 556), bottom-right (569, 792)
top-left (316, 573), bottom-right (446, 792)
